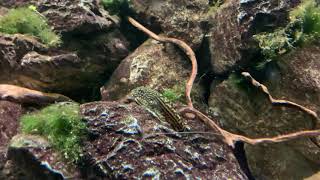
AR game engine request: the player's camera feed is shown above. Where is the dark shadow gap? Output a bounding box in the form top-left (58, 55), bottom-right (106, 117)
top-left (233, 142), bottom-right (255, 180)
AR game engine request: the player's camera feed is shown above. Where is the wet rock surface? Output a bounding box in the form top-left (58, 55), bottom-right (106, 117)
top-left (0, 1), bottom-right (129, 98)
top-left (0, 34), bottom-right (46, 74)
top-left (0, 101), bottom-right (23, 179)
top-left (0, 101), bottom-right (23, 151)
top-left (209, 44), bottom-right (320, 179)
top-left (207, 0), bottom-right (299, 74)
top-left (80, 101), bottom-right (248, 179)
top-left (0, 0), bottom-right (116, 33)
top-left (0, 32), bottom-right (110, 96)
top-left (7, 134), bottom-right (82, 180)
top-left (101, 38), bottom-right (201, 101)
top-left (130, 0), bottom-right (209, 49)
top-left (100, 39), bottom-right (188, 100)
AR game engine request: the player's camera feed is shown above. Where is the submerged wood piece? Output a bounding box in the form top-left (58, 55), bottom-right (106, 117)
top-left (241, 72), bottom-right (319, 126)
top-left (180, 107), bottom-right (320, 147)
top-left (0, 84), bottom-right (71, 105)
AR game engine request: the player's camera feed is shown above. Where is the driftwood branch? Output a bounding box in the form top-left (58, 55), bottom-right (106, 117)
top-left (128, 17), bottom-right (320, 147)
top-left (128, 17), bottom-right (197, 108)
top-left (180, 107), bottom-right (320, 147)
top-left (0, 84), bottom-right (72, 106)
top-left (241, 72), bottom-right (319, 127)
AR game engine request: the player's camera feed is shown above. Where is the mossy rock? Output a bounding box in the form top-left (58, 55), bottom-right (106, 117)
top-left (0, 7), bottom-right (61, 47)
top-left (20, 102), bottom-right (87, 163)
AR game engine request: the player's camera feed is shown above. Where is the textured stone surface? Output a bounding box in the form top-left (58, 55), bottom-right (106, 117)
top-left (130, 0), bottom-right (209, 49)
top-left (62, 29), bottom-right (129, 78)
top-left (7, 134), bottom-right (82, 180)
top-left (101, 38), bottom-right (203, 103)
top-left (0, 101), bottom-right (22, 166)
top-left (0, 6), bottom-right (8, 16)
top-left (80, 101), bottom-right (248, 179)
top-left (0, 0), bottom-right (129, 98)
top-left (0, 0), bottom-right (117, 33)
top-left (0, 101), bottom-right (24, 180)
top-left (0, 30), bottom-right (128, 98)
top-left (0, 34), bottom-right (47, 74)
top-left (0, 101), bottom-right (22, 147)
top-left (207, 0), bottom-right (299, 74)
top-left (208, 44), bottom-right (320, 179)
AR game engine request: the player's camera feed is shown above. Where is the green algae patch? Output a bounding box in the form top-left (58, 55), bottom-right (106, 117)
top-left (0, 7), bottom-right (61, 47)
top-left (253, 0), bottom-right (320, 69)
top-left (20, 102), bottom-right (86, 163)
top-left (160, 82), bottom-right (186, 104)
top-left (254, 28), bottom-right (290, 60)
top-left (101, 0), bottom-right (131, 15)
top-left (162, 88), bottom-right (181, 103)
top-left (290, 0), bottom-right (320, 41)
top-left (208, 0), bottom-right (225, 14)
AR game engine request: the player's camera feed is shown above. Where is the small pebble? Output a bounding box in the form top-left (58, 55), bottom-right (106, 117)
top-left (184, 112), bottom-right (196, 119)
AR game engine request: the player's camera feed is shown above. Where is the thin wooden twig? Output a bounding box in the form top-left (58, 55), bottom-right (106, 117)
top-left (180, 107), bottom-right (320, 147)
top-left (241, 72), bottom-right (320, 147)
top-left (241, 72), bottom-right (319, 127)
top-left (128, 17), bottom-right (197, 108)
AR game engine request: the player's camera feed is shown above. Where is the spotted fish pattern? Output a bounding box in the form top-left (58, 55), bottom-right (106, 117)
top-left (131, 87), bottom-right (185, 131)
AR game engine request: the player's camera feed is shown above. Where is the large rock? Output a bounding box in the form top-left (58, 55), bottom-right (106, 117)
top-left (0, 101), bottom-right (24, 179)
top-left (7, 134), bottom-right (82, 179)
top-left (0, 0), bottom-right (117, 33)
top-left (0, 0), bottom-right (130, 99)
top-left (130, 0), bottom-right (209, 49)
top-left (0, 34), bottom-right (46, 75)
top-left (101, 38), bottom-right (203, 104)
top-left (62, 29), bottom-right (129, 77)
top-left (207, 0), bottom-right (299, 74)
top-left (80, 101), bottom-right (248, 179)
top-left (0, 33), bottom-right (128, 97)
top-left (208, 44), bottom-right (320, 179)
top-left (37, 0), bottom-right (116, 33)
top-left (0, 101), bottom-right (22, 160)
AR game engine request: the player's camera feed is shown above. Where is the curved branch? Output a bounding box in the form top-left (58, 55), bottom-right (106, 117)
top-left (128, 17), bottom-right (197, 108)
top-left (241, 72), bottom-right (319, 126)
top-left (180, 107), bottom-right (320, 147)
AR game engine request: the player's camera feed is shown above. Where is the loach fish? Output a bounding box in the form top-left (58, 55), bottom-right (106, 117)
top-left (130, 86), bottom-right (186, 131)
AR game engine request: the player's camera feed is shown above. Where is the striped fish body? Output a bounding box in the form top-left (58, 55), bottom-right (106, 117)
top-left (131, 87), bottom-right (185, 131)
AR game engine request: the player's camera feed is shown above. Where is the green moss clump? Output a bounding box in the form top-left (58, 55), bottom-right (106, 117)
top-left (0, 7), bottom-right (61, 47)
top-left (253, 0), bottom-right (320, 69)
top-left (161, 85), bottom-right (185, 103)
top-left (254, 28), bottom-right (291, 60)
top-left (208, 0), bottom-right (224, 14)
top-left (20, 103), bottom-right (86, 163)
top-left (101, 0), bottom-right (130, 15)
top-left (290, 0), bottom-right (320, 42)
top-left (162, 89), bottom-right (182, 103)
